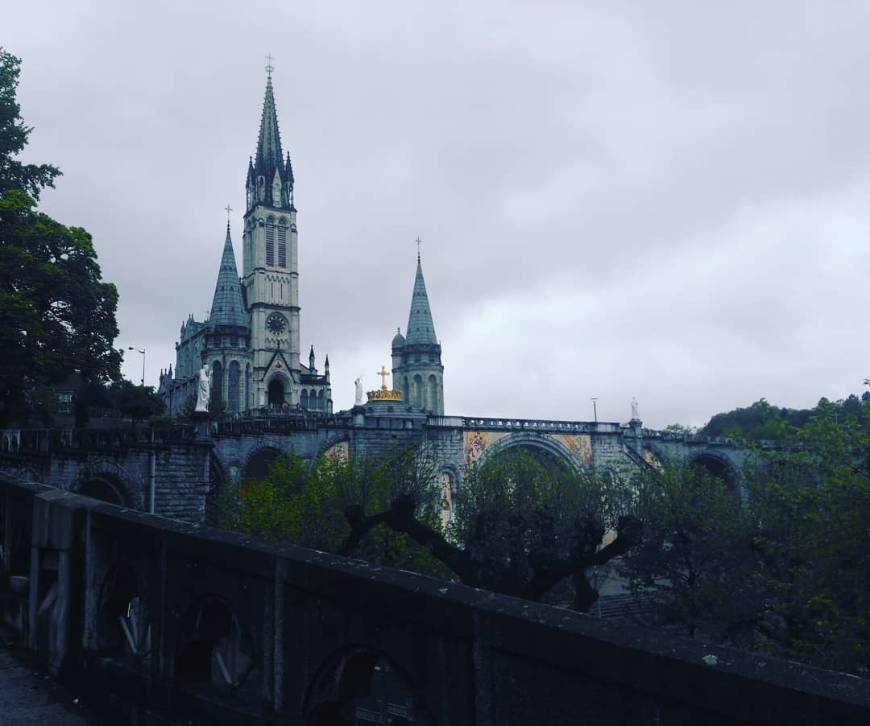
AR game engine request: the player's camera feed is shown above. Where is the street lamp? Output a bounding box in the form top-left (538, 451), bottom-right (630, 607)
top-left (128, 347), bottom-right (145, 386)
top-left (591, 397), bottom-right (598, 423)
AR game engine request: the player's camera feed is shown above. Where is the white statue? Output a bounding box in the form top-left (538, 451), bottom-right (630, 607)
top-left (630, 396), bottom-right (639, 421)
top-left (195, 365), bottom-right (210, 413)
top-left (354, 377), bottom-right (364, 406)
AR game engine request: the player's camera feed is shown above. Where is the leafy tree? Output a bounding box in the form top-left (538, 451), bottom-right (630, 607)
top-left (0, 49), bottom-right (60, 199)
top-left (0, 49), bottom-right (121, 423)
top-left (745, 413), bottom-right (870, 675)
top-left (341, 448), bottom-right (641, 611)
top-left (620, 461), bottom-right (764, 642)
top-left (111, 380), bottom-right (164, 425)
top-left (229, 448), bottom-right (450, 577)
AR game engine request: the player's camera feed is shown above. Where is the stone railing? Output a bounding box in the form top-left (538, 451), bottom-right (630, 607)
top-left (1, 425), bottom-right (199, 455)
top-left (0, 477), bottom-right (867, 724)
top-left (427, 417), bottom-right (623, 433)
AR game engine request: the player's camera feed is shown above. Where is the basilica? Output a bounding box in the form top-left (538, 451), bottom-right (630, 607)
top-left (158, 71), bottom-right (444, 416)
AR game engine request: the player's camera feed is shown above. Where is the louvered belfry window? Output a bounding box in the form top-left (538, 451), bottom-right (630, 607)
top-left (277, 224), bottom-right (287, 267)
top-left (266, 222), bottom-right (275, 266)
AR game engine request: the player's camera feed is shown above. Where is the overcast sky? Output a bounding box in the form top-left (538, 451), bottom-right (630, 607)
top-left (6, 1), bottom-right (870, 427)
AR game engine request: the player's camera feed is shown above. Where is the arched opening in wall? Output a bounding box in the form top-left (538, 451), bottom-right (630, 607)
top-left (487, 442), bottom-right (573, 479)
top-left (412, 374), bottom-right (423, 408)
top-left (211, 361), bottom-right (224, 410)
top-left (267, 378), bottom-right (285, 407)
top-left (318, 389), bottom-right (325, 411)
top-left (402, 376), bottom-right (409, 405)
top-left (300, 389), bottom-right (309, 410)
top-left (227, 361), bottom-right (241, 413)
top-left (427, 375), bottom-right (438, 413)
top-left (78, 477), bottom-right (127, 507)
top-left (96, 563), bottom-right (150, 667)
top-left (305, 648), bottom-right (419, 725)
top-left (175, 596), bottom-right (258, 702)
top-left (690, 454), bottom-right (737, 491)
top-left (245, 363), bottom-right (252, 410)
top-left (243, 447), bottom-right (281, 484)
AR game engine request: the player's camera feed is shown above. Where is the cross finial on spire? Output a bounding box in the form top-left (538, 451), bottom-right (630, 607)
top-left (265, 53), bottom-right (275, 78)
top-left (224, 203), bottom-right (232, 227)
top-left (416, 236), bottom-right (422, 263)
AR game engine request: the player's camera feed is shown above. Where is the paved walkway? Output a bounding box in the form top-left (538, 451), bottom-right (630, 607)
top-left (0, 643), bottom-right (92, 725)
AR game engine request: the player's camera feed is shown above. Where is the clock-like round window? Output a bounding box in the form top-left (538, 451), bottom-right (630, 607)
top-left (266, 312), bottom-right (287, 334)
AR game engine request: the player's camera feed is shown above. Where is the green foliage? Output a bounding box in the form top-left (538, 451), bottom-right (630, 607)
top-left (621, 461), bottom-right (763, 641)
top-left (625, 403), bottom-right (870, 676)
top-left (230, 449), bottom-right (450, 577)
top-left (744, 413), bottom-right (870, 675)
top-left (455, 449), bottom-right (632, 598)
top-left (700, 393), bottom-right (870, 442)
top-left (0, 49), bottom-right (120, 424)
top-left (0, 49), bottom-right (60, 199)
top-left (111, 380), bottom-right (164, 423)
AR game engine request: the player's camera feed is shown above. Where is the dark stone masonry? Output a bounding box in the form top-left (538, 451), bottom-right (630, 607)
top-left (0, 477), bottom-right (867, 724)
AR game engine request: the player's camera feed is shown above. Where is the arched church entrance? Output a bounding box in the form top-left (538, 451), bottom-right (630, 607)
top-left (77, 476), bottom-right (128, 506)
top-left (267, 378), bottom-right (285, 407)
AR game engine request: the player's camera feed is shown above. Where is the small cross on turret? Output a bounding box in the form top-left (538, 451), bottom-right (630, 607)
top-left (377, 365), bottom-right (390, 391)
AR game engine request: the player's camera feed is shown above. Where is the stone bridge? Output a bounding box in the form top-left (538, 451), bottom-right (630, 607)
top-left (0, 477), bottom-right (866, 724)
top-left (1, 410), bottom-right (753, 523)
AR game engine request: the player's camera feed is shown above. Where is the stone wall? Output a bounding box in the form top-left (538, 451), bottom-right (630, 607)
top-left (0, 478), bottom-right (867, 725)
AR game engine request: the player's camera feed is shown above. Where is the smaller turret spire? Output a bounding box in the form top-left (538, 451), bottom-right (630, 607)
top-left (309, 344), bottom-right (316, 371)
top-left (209, 224), bottom-right (247, 329)
top-left (405, 254), bottom-right (438, 345)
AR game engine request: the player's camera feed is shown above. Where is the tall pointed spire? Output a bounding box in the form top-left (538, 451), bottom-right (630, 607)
top-left (405, 255), bottom-right (438, 345)
top-left (209, 224), bottom-right (248, 329)
top-left (255, 74), bottom-right (284, 175)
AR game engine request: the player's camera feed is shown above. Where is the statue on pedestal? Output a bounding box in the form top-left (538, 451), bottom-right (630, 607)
top-left (354, 377), bottom-right (364, 406)
top-left (195, 365), bottom-right (210, 413)
top-left (630, 397), bottom-right (639, 421)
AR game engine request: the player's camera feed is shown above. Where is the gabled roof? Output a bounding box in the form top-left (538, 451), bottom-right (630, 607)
top-left (209, 225), bottom-right (248, 329)
top-left (405, 258), bottom-right (438, 345)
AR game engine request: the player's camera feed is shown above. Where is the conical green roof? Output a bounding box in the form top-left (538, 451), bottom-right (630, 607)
top-left (209, 225), bottom-right (248, 329)
top-left (405, 258), bottom-right (438, 345)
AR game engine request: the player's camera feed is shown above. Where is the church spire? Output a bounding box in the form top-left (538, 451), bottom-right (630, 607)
top-left (248, 67), bottom-right (292, 209)
top-left (255, 74), bottom-right (283, 175)
top-left (209, 224), bottom-right (248, 329)
top-left (405, 253), bottom-right (438, 345)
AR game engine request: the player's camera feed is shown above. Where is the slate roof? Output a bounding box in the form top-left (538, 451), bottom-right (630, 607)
top-left (405, 258), bottom-right (438, 345)
top-left (209, 224), bottom-right (248, 329)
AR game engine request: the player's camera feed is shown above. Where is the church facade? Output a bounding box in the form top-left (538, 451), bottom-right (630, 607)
top-left (159, 72), bottom-right (445, 417)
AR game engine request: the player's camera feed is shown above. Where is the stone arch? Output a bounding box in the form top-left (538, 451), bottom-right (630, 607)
top-left (211, 360), bottom-right (224, 409)
top-left (690, 451), bottom-right (739, 491)
top-left (427, 374), bottom-right (438, 412)
top-left (227, 360), bottom-right (241, 413)
top-left (74, 468), bottom-right (132, 507)
top-left (300, 389), bottom-right (309, 410)
top-left (266, 372), bottom-right (289, 407)
top-left (413, 374), bottom-right (423, 408)
top-left (305, 647), bottom-right (420, 725)
top-left (480, 433), bottom-right (581, 474)
top-left (242, 446), bottom-right (283, 483)
top-left (175, 595), bottom-right (257, 696)
top-left (96, 562), bottom-right (150, 663)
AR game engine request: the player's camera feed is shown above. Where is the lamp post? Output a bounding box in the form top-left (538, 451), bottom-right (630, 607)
top-left (591, 397), bottom-right (598, 423)
top-left (129, 347), bottom-right (145, 386)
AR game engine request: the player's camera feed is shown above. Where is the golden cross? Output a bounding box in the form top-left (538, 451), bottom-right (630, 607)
top-left (377, 366), bottom-right (390, 390)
